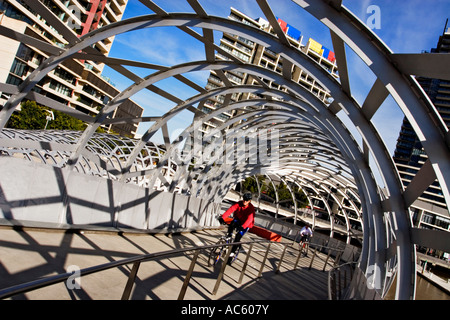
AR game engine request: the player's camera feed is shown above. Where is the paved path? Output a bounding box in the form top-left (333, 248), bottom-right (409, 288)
top-left (0, 226), bottom-right (336, 300)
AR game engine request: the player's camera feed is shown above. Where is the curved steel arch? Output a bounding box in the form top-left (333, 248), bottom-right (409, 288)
top-left (167, 97), bottom-right (368, 250)
top-left (291, 0), bottom-right (449, 299)
top-left (0, 0), bottom-right (448, 300)
top-left (0, 8), bottom-right (380, 296)
top-left (166, 94), bottom-right (359, 198)
top-left (164, 88), bottom-right (376, 262)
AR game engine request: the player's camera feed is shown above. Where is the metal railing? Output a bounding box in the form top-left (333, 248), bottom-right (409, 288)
top-left (327, 261), bottom-right (358, 300)
top-left (0, 235), bottom-right (348, 300)
top-left (0, 238), bottom-right (276, 300)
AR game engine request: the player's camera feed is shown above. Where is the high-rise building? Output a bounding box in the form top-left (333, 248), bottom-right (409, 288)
top-left (198, 7), bottom-right (338, 138)
top-left (393, 25), bottom-right (450, 237)
top-left (0, 0), bottom-right (143, 137)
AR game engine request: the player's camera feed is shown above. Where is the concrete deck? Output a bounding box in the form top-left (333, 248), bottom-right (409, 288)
top-left (0, 226), bottom-right (337, 300)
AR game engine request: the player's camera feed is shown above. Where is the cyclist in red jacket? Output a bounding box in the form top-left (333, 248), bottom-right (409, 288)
top-left (219, 192), bottom-right (255, 263)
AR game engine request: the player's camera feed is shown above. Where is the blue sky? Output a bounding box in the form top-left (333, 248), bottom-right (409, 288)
top-left (101, 0), bottom-right (450, 155)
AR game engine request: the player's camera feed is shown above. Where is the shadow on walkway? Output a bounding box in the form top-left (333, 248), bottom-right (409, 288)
top-left (0, 226), bottom-right (332, 300)
top-left (221, 267), bottom-right (329, 300)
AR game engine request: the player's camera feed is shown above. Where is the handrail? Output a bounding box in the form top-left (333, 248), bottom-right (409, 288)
top-left (327, 260), bottom-right (358, 300)
top-left (0, 233), bottom-right (349, 300)
top-left (0, 238), bottom-right (271, 300)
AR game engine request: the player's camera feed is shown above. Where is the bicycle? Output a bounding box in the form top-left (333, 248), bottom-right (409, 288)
top-left (298, 236), bottom-right (310, 257)
top-left (208, 235), bottom-right (241, 267)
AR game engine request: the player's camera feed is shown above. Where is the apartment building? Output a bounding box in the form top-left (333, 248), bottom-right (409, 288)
top-left (198, 7), bottom-right (338, 138)
top-left (0, 0), bottom-right (143, 137)
top-left (393, 26), bottom-right (450, 239)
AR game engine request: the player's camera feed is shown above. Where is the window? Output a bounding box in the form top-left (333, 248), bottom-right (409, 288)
top-left (55, 67), bottom-right (76, 85)
top-left (49, 80), bottom-right (72, 97)
top-left (421, 213), bottom-right (434, 225)
top-left (435, 216), bottom-right (450, 230)
top-left (220, 43), bottom-right (232, 53)
top-left (16, 44), bottom-right (34, 62)
top-left (201, 106), bottom-right (212, 114)
top-left (226, 73), bottom-right (242, 84)
top-left (10, 59), bottom-right (29, 77)
top-left (6, 74), bottom-right (23, 86)
top-left (232, 50), bottom-right (250, 62)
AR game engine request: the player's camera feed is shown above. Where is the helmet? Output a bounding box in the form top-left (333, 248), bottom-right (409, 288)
top-left (243, 192), bottom-right (252, 201)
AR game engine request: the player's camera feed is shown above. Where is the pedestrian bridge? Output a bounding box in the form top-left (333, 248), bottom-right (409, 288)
top-left (0, 0), bottom-right (450, 300)
top-left (0, 220), bottom-right (360, 300)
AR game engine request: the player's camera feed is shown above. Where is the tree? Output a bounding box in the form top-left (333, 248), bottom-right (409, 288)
top-left (7, 100), bottom-right (87, 131)
top-left (7, 100), bottom-right (46, 129)
top-left (47, 109), bottom-right (87, 131)
top-left (242, 175), bottom-right (266, 194)
top-left (266, 180), bottom-right (308, 208)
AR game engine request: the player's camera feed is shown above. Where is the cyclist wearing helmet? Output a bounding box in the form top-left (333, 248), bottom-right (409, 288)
top-left (219, 192), bottom-right (255, 262)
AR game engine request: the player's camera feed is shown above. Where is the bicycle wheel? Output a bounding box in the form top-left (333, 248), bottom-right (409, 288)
top-left (302, 243), bottom-right (309, 257)
top-left (208, 238), bottom-right (226, 267)
top-left (226, 244), bottom-right (241, 266)
top-left (300, 242), bottom-right (307, 257)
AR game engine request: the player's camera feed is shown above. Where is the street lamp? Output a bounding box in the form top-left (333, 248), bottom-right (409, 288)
top-left (44, 110), bottom-right (54, 129)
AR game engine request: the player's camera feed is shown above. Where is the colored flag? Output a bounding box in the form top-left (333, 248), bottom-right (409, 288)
top-left (308, 38), bottom-right (322, 54)
top-left (277, 18), bottom-right (288, 32)
top-left (287, 24), bottom-right (301, 41)
top-left (322, 47), bottom-right (330, 59)
top-left (328, 51), bottom-right (336, 63)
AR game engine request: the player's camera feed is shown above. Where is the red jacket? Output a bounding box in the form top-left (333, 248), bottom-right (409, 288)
top-left (222, 201), bottom-right (255, 229)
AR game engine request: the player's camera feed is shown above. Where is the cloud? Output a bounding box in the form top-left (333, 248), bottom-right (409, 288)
top-left (113, 28), bottom-right (205, 67)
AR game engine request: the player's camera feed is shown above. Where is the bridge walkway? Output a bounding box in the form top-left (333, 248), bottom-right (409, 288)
top-left (0, 226), bottom-right (338, 300)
